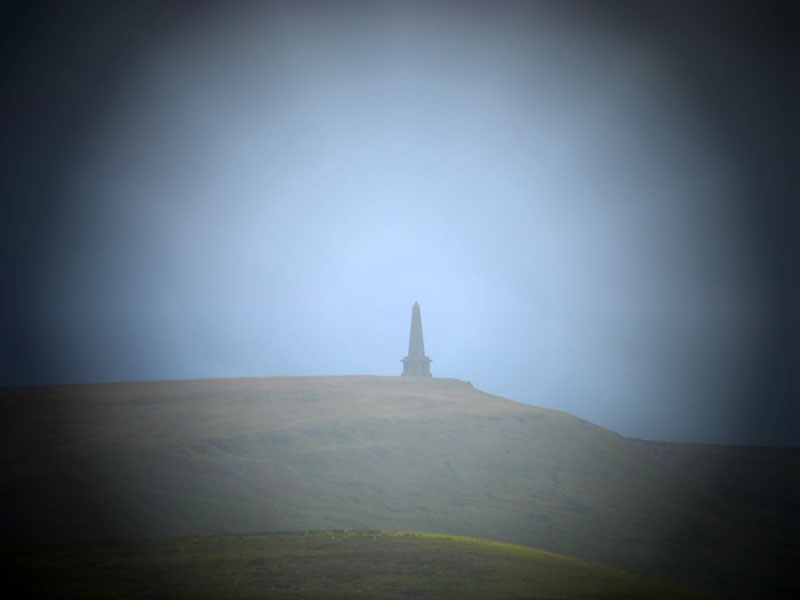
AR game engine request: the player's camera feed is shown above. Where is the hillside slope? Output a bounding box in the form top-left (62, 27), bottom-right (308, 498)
top-left (3, 531), bottom-right (724, 599)
top-left (630, 439), bottom-right (800, 538)
top-left (1, 376), bottom-right (796, 599)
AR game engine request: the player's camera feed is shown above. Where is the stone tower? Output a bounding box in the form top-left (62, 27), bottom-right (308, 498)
top-left (402, 302), bottom-right (432, 376)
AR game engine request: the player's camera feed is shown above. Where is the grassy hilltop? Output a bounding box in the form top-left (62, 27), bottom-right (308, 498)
top-left (1, 376), bottom-right (797, 599)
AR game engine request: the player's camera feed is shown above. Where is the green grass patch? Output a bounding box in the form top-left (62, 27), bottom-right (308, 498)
top-left (3, 530), bottom-right (724, 599)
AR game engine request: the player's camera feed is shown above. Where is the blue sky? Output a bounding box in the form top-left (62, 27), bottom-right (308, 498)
top-left (2, 1), bottom-right (796, 444)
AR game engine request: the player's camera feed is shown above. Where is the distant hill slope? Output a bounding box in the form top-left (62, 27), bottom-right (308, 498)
top-left (1, 376), bottom-right (797, 599)
top-left (629, 439), bottom-right (800, 537)
top-left (3, 530), bottom-right (724, 600)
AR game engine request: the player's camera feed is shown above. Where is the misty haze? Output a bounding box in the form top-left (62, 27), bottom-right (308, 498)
top-left (1, 1), bottom-right (796, 599)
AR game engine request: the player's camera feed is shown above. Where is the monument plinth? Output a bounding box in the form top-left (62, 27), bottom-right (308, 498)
top-left (401, 302), bottom-right (432, 377)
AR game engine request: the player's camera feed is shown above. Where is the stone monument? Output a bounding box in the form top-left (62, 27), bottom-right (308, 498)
top-left (401, 302), bottom-right (432, 376)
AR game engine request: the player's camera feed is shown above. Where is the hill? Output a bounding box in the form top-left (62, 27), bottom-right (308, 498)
top-left (1, 376), bottom-right (797, 598)
top-left (629, 439), bottom-right (799, 537)
top-left (3, 530), bottom-right (724, 599)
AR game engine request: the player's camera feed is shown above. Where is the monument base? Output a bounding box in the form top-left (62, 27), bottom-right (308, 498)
top-left (402, 357), bottom-right (432, 377)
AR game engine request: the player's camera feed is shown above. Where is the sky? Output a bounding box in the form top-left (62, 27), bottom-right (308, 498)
top-left (1, 1), bottom-right (797, 445)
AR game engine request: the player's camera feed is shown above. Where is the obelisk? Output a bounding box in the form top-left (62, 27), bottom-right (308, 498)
top-left (401, 302), bottom-right (432, 376)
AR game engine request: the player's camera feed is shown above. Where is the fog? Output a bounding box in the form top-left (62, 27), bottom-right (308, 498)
top-left (2, 1), bottom-right (796, 444)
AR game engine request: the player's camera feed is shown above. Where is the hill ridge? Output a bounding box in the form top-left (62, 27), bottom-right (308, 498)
top-left (3, 529), bottom-right (726, 599)
top-left (1, 375), bottom-right (796, 599)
